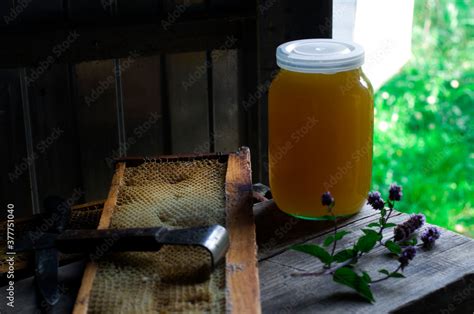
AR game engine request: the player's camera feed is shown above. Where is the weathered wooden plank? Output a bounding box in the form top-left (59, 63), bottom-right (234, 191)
top-left (255, 201), bottom-right (381, 260)
top-left (0, 0), bottom-right (249, 29)
top-left (0, 69), bottom-right (32, 217)
top-left (74, 149), bottom-right (260, 313)
top-left (8, 0), bottom-right (64, 25)
top-left (117, 0), bottom-right (160, 20)
top-left (3, 198), bottom-right (473, 313)
top-left (163, 0), bottom-right (206, 13)
top-left (96, 163), bottom-right (126, 230)
top-left (28, 64), bottom-right (84, 206)
top-left (73, 162), bottom-right (125, 314)
top-left (225, 147), bottom-right (261, 313)
top-left (256, 202), bottom-right (474, 313)
top-left (120, 55), bottom-right (164, 156)
top-left (166, 51), bottom-right (210, 153)
top-left (257, 0), bottom-right (333, 75)
top-left (74, 59), bottom-right (118, 201)
top-left (395, 273), bottom-right (474, 313)
top-left (0, 16), bottom-right (246, 68)
top-left (114, 151), bottom-right (228, 165)
top-left (212, 49), bottom-right (240, 152)
top-left (67, 0), bottom-right (115, 23)
top-left (239, 19), bottom-right (260, 183)
top-left (260, 212), bottom-right (406, 269)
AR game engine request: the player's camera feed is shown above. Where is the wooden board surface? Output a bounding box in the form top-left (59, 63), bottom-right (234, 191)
top-left (121, 55), bottom-right (164, 156)
top-left (29, 63), bottom-right (84, 207)
top-left (74, 59), bottom-right (119, 201)
top-left (225, 147), bottom-right (261, 313)
top-left (73, 149), bottom-right (260, 313)
top-left (166, 52), bottom-right (210, 153)
top-left (73, 162), bottom-right (125, 314)
top-left (0, 69), bottom-right (32, 217)
top-left (212, 49), bottom-right (241, 152)
top-left (1, 197), bottom-right (473, 313)
top-left (255, 201), bottom-right (474, 313)
top-left (0, 15), bottom-right (248, 68)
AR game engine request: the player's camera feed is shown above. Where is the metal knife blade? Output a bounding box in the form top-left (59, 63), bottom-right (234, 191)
top-left (16, 225), bottom-right (229, 268)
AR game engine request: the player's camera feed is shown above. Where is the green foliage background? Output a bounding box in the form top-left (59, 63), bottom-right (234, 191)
top-left (372, 0), bottom-right (473, 236)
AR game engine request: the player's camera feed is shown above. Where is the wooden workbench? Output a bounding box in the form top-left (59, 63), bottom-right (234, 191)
top-left (255, 200), bottom-right (474, 313)
top-left (1, 200), bottom-right (473, 313)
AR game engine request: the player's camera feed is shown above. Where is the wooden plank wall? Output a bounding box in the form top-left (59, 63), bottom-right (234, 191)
top-left (166, 49), bottom-right (240, 154)
top-left (0, 0), bottom-right (332, 216)
top-left (0, 70), bottom-right (32, 217)
top-left (121, 55), bottom-right (164, 156)
top-left (74, 60), bottom-right (118, 201)
top-left (1, 48), bottom-right (240, 217)
top-left (166, 52), bottom-right (210, 153)
top-left (28, 64), bottom-right (84, 209)
top-left (213, 49), bottom-right (241, 152)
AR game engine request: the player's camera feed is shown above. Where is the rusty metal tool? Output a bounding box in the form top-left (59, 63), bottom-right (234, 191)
top-left (15, 197), bottom-right (229, 308)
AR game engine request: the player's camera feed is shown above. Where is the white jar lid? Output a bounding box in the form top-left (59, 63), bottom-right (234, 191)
top-left (276, 39), bottom-right (365, 74)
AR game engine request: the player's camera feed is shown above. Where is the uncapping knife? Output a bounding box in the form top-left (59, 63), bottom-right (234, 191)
top-left (18, 225), bottom-right (229, 267)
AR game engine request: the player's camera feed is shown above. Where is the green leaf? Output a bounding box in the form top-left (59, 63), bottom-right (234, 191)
top-left (378, 269), bottom-right (390, 275)
top-left (367, 222), bottom-right (380, 228)
top-left (323, 235), bottom-right (335, 247)
top-left (333, 249), bottom-right (355, 263)
top-left (380, 207), bottom-right (387, 217)
top-left (365, 229), bottom-right (383, 241)
top-left (334, 267), bottom-right (357, 286)
top-left (383, 223), bottom-right (397, 228)
top-left (335, 230), bottom-right (351, 240)
top-left (355, 232), bottom-right (380, 253)
top-left (333, 267), bottom-right (375, 302)
top-left (385, 240), bottom-right (402, 255)
top-left (362, 271), bottom-right (372, 283)
top-left (291, 244), bottom-right (332, 265)
top-left (399, 237), bottom-right (418, 246)
top-left (389, 272), bottom-right (406, 278)
top-left (362, 229), bottom-right (380, 236)
top-left (323, 231), bottom-right (351, 247)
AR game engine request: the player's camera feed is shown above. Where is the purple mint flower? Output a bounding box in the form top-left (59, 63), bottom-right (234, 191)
top-left (367, 191), bottom-right (382, 204)
top-left (409, 214), bottom-right (425, 229)
top-left (389, 184), bottom-right (403, 201)
top-left (393, 214), bottom-right (425, 242)
top-left (367, 191), bottom-right (385, 210)
top-left (372, 198), bottom-right (385, 210)
top-left (421, 227), bottom-right (441, 248)
top-left (321, 191), bottom-right (334, 206)
top-left (398, 246), bottom-right (417, 270)
top-left (394, 225), bottom-right (410, 242)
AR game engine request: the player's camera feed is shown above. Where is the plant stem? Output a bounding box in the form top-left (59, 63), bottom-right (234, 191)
top-left (378, 205), bottom-right (395, 245)
top-left (291, 269), bottom-right (326, 277)
top-left (378, 235), bottom-right (396, 250)
top-left (330, 206), bottom-right (337, 257)
top-left (291, 201), bottom-right (399, 277)
top-left (371, 265), bottom-right (402, 284)
top-left (329, 204), bottom-right (396, 273)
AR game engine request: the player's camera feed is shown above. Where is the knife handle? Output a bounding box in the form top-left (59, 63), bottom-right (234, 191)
top-left (56, 228), bottom-right (165, 253)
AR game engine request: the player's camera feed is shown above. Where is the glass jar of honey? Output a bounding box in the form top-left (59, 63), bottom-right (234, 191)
top-left (268, 39), bottom-right (374, 219)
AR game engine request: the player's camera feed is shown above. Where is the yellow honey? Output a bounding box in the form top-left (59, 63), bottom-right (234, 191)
top-left (268, 39), bottom-right (374, 219)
